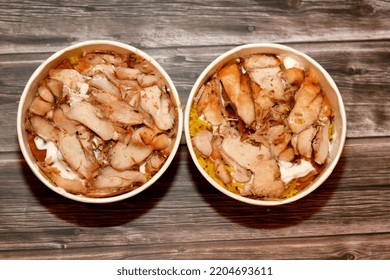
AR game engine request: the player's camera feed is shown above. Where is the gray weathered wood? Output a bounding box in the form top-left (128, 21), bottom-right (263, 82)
top-left (0, 0), bottom-right (389, 260)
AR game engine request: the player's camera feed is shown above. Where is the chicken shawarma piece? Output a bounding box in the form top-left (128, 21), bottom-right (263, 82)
top-left (29, 96), bottom-right (52, 116)
top-left (89, 73), bottom-right (121, 98)
top-left (291, 126), bottom-right (317, 159)
top-left (64, 101), bottom-right (115, 141)
top-left (192, 129), bottom-right (213, 158)
top-left (195, 77), bottom-right (225, 126)
top-left (245, 66), bottom-right (286, 101)
top-left (288, 82), bottom-right (323, 134)
top-left (221, 135), bottom-right (270, 170)
top-left (282, 67), bottom-right (305, 86)
top-left (58, 132), bottom-right (99, 179)
top-left (49, 69), bottom-right (85, 90)
top-left (267, 125), bottom-right (292, 158)
top-left (214, 158), bottom-right (232, 184)
top-left (29, 115), bottom-right (59, 143)
top-left (218, 62), bottom-right (255, 126)
top-left (140, 85), bottom-right (175, 131)
top-left (38, 163), bottom-right (87, 195)
top-left (38, 86), bottom-right (55, 103)
top-left (221, 135), bottom-right (284, 198)
top-left (46, 78), bottom-right (64, 99)
top-left (110, 141), bottom-right (153, 170)
top-left (242, 54), bottom-right (280, 70)
top-left (145, 153), bottom-right (166, 174)
top-left (313, 121), bottom-right (330, 164)
top-left (92, 166), bottom-right (146, 189)
top-left (219, 149), bottom-right (252, 183)
top-left (92, 90), bottom-right (144, 126)
top-left (251, 157), bottom-right (285, 198)
top-left (52, 105), bottom-right (80, 136)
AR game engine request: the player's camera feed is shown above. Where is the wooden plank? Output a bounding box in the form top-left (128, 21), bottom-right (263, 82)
top-left (1, 0), bottom-right (390, 262)
top-left (1, 0), bottom-right (389, 54)
top-left (1, 233), bottom-right (389, 260)
top-left (1, 41), bottom-right (389, 152)
top-left (0, 138), bottom-right (389, 255)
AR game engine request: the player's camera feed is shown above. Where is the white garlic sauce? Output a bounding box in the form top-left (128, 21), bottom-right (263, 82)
top-left (278, 160), bottom-right (315, 184)
top-left (34, 136), bottom-right (79, 180)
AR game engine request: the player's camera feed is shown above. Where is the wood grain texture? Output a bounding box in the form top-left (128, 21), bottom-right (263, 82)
top-left (1, 41), bottom-right (389, 152)
top-left (0, 0), bottom-right (389, 260)
top-left (1, 0), bottom-right (389, 54)
top-left (0, 139), bottom-right (389, 259)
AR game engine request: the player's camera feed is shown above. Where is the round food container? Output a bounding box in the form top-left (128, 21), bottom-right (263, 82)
top-left (17, 40), bottom-right (183, 203)
top-left (185, 43), bottom-right (346, 206)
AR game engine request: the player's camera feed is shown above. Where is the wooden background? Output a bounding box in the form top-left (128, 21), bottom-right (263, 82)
top-left (0, 0), bottom-right (389, 259)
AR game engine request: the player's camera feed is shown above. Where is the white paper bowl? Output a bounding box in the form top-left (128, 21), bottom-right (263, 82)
top-left (17, 40), bottom-right (183, 203)
top-left (185, 43), bottom-right (346, 206)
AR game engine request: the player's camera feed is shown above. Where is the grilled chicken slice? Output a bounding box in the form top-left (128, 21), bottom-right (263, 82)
top-left (52, 106), bottom-right (79, 136)
top-left (64, 101), bottom-right (115, 141)
top-left (291, 126), bottom-right (317, 159)
top-left (58, 132), bottom-right (99, 179)
top-left (313, 122), bottom-right (330, 164)
top-left (46, 78), bottom-right (64, 99)
top-left (38, 86), bottom-right (55, 103)
top-left (38, 163), bottom-right (87, 195)
top-left (196, 78), bottom-right (225, 126)
top-left (218, 62), bottom-right (255, 126)
top-left (29, 115), bottom-right (59, 143)
top-left (140, 85), bottom-right (175, 131)
top-left (89, 73), bottom-right (121, 98)
top-left (251, 157), bottom-right (285, 198)
top-left (288, 82), bottom-right (323, 134)
top-left (221, 135), bottom-right (270, 170)
top-left (29, 96), bottom-right (52, 116)
top-left (92, 89), bottom-right (144, 126)
top-left (192, 129), bottom-right (213, 158)
top-left (220, 149), bottom-right (251, 183)
top-left (110, 141), bottom-right (153, 170)
top-left (115, 66), bottom-right (141, 80)
top-left (267, 125), bottom-right (292, 158)
top-left (92, 166), bottom-right (146, 189)
top-left (49, 69), bottom-right (85, 90)
top-left (242, 54), bottom-right (280, 70)
top-left (214, 158), bottom-right (232, 184)
top-left (282, 67), bottom-right (304, 86)
top-left (145, 153), bottom-right (166, 174)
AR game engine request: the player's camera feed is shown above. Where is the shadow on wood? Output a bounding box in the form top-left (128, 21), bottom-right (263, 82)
top-left (20, 151), bottom-right (180, 227)
top-left (187, 150), bottom-right (344, 229)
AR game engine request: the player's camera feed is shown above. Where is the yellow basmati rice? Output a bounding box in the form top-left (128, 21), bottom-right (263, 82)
top-left (189, 105), bottom-right (212, 137)
top-left (190, 105), bottom-right (244, 195)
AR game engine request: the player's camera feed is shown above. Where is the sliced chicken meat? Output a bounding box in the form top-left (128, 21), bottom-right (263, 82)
top-left (52, 106), bottom-right (79, 136)
top-left (140, 85), bottom-right (175, 131)
top-left (65, 101), bottom-right (115, 141)
top-left (92, 166), bottom-right (146, 189)
top-left (251, 157), bottom-right (285, 198)
top-left (313, 121), bottom-right (330, 164)
top-left (221, 135), bottom-right (270, 170)
top-left (190, 52), bottom-right (334, 200)
top-left (110, 141), bottom-right (153, 170)
top-left (288, 82), bottom-right (323, 134)
top-left (29, 115), bottom-right (59, 143)
top-left (291, 126), bottom-right (317, 159)
top-left (192, 129), bottom-right (213, 158)
top-left (242, 54), bottom-right (280, 70)
top-left (218, 62), bottom-right (255, 126)
top-left (58, 132), bottom-right (99, 179)
top-left (26, 50), bottom-right (179, 198)
top-left (29, 96), bottom-right (52, 116)
top-left (196, 78), bottom-right (225, 125)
